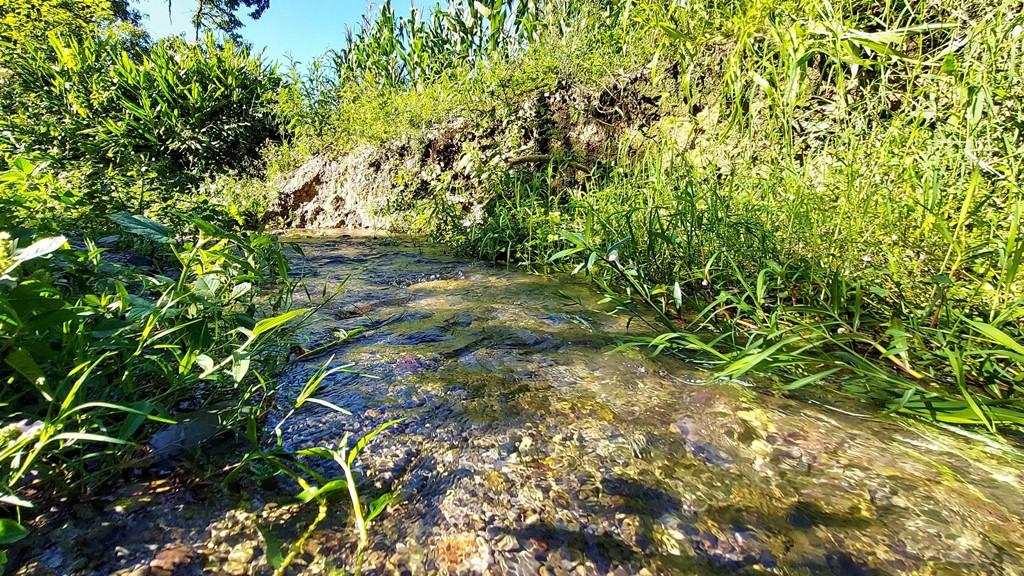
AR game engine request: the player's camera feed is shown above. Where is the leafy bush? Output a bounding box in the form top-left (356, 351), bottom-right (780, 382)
top-left (0, 0), bottom-right (315, 562)
top-left (0, 214), bottom-right (306, 538)
top-left (0, 0), bottom-right (142, 50)
top-left (1, 31), bottom-right (282, 228)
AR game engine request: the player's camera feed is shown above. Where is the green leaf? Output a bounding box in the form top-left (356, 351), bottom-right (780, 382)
top-left (5, 348), bottom-right (52, 401)
top-left (4, 236), bottom-right (67, 275)
top-left (546, 246), bottom-right (584, 263)
top-left (948, 350), bottom-right (995, 433)
top-left (366, 491), bottom-right (397, 523)
top-left (781, 367), bottom-right (843, 391)
top-left (0, 519), bottom-right (28, 545)
top-left (50, 432), bottom-right (132, 445)
top-left (558, 230), bottom-right (586, 247)
top-left (189, 217), bottom-right (230, 239)
top-left (717, 336), bottom-right (803, 379)
top-left (64, 402), bottom-right (175, 424)
top-left (296, 363), bottom-right (364, 409)
top-left (108, 212), bottom-right (172, 244)
top-left (304, 397), bottom-right (353, 415)
top-left (252, 308), bottom-right (309, 338)
top-left (966, 320), bottom-right (1024, 358)
top-left (348, 419), bottom-right (402, 467)
top-left (231, 352), bottom-right (251, 383)
top-left (294, 479), bottom-right (348, 504)
top-left (0, 494), bottom-right (33, 508)
top-left (195, 354), bottom-right (215, 376)
top-left (256, 523), bottom-right (284, 569)
top-left (941, 54), bottom-right (958, 75)
top-left (296, 446), bottom-right (334, 459)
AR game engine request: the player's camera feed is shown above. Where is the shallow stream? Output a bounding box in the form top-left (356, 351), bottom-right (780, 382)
top-left (25, 234), bottom-right (1024, 575)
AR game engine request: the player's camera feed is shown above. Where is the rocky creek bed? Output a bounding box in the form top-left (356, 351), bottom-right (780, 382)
top-left (17, 234), bottom-right (1024, 575)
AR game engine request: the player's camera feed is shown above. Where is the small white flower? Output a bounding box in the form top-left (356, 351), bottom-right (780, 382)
top-left (837, 327), bottom-right (847, 334)
top-left (701, 279), bottom-right (709, 286)
top-left (862, 255), bottom-right (873, 263)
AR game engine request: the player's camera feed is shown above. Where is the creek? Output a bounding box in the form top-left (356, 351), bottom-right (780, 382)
top-left (25, 234), bottom-right (1024, 575)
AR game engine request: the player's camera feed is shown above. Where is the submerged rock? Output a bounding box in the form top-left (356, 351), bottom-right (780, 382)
top-left (149, 544), bottom-right (192, 576)
top-left (20, 235), bottom-right (1024, 576)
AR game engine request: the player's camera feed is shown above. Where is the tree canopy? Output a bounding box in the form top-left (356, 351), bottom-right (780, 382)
top-left (189, 0), bottom-right (270, 40)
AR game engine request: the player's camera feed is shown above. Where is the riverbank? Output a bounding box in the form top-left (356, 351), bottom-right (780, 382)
top-left (252, 0), bottom-right (1024, 432)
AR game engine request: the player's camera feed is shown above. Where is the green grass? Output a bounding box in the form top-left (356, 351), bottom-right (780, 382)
top-left (266, 0), bottom-right (1024, 434)
top-left (1, 1), bottom-right (311, 561)
top-left (0, 213), bottom-right (308, 554)
top-left (235, 355), bottom-right (401, 575)
top-left (3, 0), bottom-right (1023, 564)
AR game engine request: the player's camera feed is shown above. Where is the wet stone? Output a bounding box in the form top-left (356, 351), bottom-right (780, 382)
top-left (686, 441), bottom-right (733, 467)
top-left (148, 544), bottom-right (192, 576)
top-left (485, 327), bottom-right (563, 352)
top-left (390, 327), bottom-right (451, 345)
top-left (445, 311), bottom-right (479, 329)
top-left (148, 410), bottom-right (224, 460)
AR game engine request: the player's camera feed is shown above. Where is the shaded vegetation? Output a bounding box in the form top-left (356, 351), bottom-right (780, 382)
top-left (1, 2), bottom-right (406, 567)
top-left (0, 0), bottom-right (321, 564)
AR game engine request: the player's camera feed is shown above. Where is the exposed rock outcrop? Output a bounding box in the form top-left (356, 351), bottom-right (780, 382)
top-left (271, 145), bottom-right (415, 229)
top-left (272, 67), bottom-right (672, 230)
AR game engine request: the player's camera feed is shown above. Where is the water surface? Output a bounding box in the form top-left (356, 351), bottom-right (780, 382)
top-left (24, 234), bottom-right (1024, 575)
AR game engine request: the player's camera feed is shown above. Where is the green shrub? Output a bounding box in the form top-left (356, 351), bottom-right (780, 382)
top-left (0, 215), bottom-right (304, 530)
top-left (1, 31), bottom-right (283, 228)
top-left (0, 0), bottom-right (310, 559)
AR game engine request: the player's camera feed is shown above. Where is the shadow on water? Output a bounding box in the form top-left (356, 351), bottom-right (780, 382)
top-left (274, 299), bottom-right (910, 574)
top-left (492, 523), bottom-right (645, 574)
top-left (34, 235), bottom-right (1022, 576)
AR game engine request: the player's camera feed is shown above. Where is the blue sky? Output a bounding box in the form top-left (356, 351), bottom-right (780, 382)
top-left (136, 1), bottom-right (393, 67)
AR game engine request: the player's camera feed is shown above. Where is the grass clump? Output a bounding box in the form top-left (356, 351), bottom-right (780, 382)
top-left (0, 0), bottom-right (311, 560)
top-left (270, 0), bottom-right (1024, 433)
top-left (1, 2), bottom-right (407, 566)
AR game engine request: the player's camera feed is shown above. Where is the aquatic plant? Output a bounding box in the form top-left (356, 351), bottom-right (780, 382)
top-left (235, 356), bottom-right (400, 575)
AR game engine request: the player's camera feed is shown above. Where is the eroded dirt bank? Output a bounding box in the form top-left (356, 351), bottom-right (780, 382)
top-left (269, 71), bottom-right (671, 231)
top-left (19, 234), bottom-right (1024, 575)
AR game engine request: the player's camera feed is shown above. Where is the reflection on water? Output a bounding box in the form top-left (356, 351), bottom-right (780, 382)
top-left (274, 234), bottom-right (1024, 575)
top-left (24, 233), bottom-right (1024, 575)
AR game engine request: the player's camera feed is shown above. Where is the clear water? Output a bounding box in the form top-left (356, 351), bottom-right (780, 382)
top-left (273, 234), bottom-right (1024, 575)
top-left (24, 234), bottom-right (1024, 575)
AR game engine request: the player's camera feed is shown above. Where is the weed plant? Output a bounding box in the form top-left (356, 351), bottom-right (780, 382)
top-left (1, 1), bottom-right (307, 561)
top-left (271, 0), bottom-right (1024, 433)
